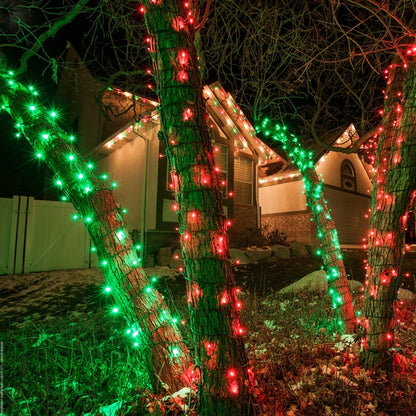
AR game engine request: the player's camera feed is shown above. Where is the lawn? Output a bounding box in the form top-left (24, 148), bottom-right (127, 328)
top-left (1, 250), bottom-right (416, 415)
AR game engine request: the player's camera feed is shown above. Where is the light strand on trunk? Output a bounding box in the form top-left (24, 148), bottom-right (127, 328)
top-left (360, 49), bottom-right (416, 369)
top-left (142, 0), bottom-right (255, 413)
top-left (256, 119), bottom-right (356, 333)
top-left (0, 68), bottom-right (194, 391)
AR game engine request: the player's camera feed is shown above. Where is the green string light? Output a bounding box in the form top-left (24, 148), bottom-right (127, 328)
top-left (256, 118), bottom-right (356, 330)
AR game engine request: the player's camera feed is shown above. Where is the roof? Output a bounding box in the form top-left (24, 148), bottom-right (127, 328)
top-left (92, 82), bottom-right (277, 163)
top-left (259, 124), bottom-right (360, 182)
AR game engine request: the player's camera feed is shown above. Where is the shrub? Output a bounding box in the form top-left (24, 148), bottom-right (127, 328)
top-left (262, 223), bottom-right (288, 246)
top-left (227, 227), bottom-right (268, 248)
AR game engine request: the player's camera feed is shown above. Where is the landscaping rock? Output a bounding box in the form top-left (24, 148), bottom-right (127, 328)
top-left (348, 280), bottom-right (364, 293)
top-left (397, 288), bottom-right (416, 303)
top-left (156, 247), bottom-right (172, 267)
top-left (271, 244), bottom-right (291, 259)
top-left (169, 249), bottom-right (185, 270)
top-left (230, 248), bottom-right (252, 265)
top-left (305, 244), bottom-right (321, 256)
top-left (279, 270), bottom-right (327, 294)
top-left (144, 254), bottom-right (155, 268)
top-left (290, 242), bottom-right (309, 257)
top-left (245, 247), bottom-right (272, 262)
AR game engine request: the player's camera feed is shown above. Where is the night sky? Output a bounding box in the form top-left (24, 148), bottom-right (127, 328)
top-left (0, 3), bottom-right (87, 199)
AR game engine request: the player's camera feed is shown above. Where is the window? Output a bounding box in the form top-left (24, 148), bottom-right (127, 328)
top-left (341, 159), bottom-right (356, 192)
top-left (234, 156), bottom-right (253, 205)
top-left (214, 143), bottom-right (228, 196)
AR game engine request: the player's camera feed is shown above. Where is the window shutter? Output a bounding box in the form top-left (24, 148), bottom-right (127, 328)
top-left (234, 157), bottom-right (253, 205)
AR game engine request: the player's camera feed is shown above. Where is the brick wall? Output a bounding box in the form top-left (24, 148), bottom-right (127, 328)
top-left (261, 212), bottom-right (317, 243)
top-left (233, 204), bottom-right (258, 233)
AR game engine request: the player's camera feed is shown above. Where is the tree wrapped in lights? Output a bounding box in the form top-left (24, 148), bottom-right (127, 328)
top-left (256, 119), bottom-right (356, 333)
top-left (361, 50), bottom-right (416, 369)
top-left (142, 0), bottom-right (254, 413)
top-left (0, 60), bottom-right (193, 392)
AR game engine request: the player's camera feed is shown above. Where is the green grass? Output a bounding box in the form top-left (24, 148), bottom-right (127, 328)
top-left (2, 310), bottom-right (151, 415)
top-left (2, 277), bottom-right (416, 415)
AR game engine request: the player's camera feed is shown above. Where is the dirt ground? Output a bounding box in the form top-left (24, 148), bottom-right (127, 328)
top-left (1, 249), bottom-right (416, 332)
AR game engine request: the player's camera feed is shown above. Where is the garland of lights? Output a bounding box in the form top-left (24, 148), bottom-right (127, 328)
top-left (360, 50), bottom-right (416, 368)
top-left (142, 0), bottom-right (254, 411)
top-left (0, 65), bottom-right (193, 391)
top-left (256, 119), bottom-right (357, 333)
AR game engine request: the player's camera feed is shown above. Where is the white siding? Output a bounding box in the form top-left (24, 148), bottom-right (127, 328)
top-left (316, 152), bottom-right (372, 195)
top-left (259, 180), bottom-right (306, 214)
top-left (98, 122), bottom-right (159, 231)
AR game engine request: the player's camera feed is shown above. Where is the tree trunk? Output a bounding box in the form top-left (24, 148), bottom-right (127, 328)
top-left (257, 120), bottom-right (356, 332)
top-left (0, 66), bottom-right (193, 392)
top-left (361, 54), bottom-right (416, 369)
top-left (143, 1), bottom-right (254, 414)
top-left (304, 169), bottom-right (356, 333)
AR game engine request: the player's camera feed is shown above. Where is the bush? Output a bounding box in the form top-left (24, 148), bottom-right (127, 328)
top-left (262, 223), bottom-right (288, 246)
top-left (227, 227), bottom-right (268, 248)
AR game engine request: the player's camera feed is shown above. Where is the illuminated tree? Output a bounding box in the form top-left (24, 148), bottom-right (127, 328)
top-left (256, 119), bottom-right (356, 333)
top-left (142, 0), bottom-right (254, 414)
top-left (0, 56), bottom-right (193, 392)
top-left (360, 50), bottom-right (416, 369)
top-left (204, 0), bottom-right (416, 369)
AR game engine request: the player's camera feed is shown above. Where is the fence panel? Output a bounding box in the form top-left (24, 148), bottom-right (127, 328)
top-left (24, 199), bottom-right (91, 273)
top-left (0, 196), bottom-right (93, 274)
top-left (0, 197), bottom-right (14, 274)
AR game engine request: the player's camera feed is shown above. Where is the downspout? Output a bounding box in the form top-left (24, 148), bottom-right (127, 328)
top-left (134, 125), bottom-right (150, 264)
top-left (141, 137), bottom-right (148, 262)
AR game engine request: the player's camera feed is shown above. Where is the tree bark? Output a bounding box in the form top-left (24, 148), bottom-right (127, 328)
top-left (361, 54), bottom-right (416, 369)
top-left (143, 1), bottom-right (254, 414)
top-left (0, 66), bottom-right (193, 392)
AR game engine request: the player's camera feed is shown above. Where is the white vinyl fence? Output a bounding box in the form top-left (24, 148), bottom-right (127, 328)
top-left (0, 196), bottom-right (95, 275)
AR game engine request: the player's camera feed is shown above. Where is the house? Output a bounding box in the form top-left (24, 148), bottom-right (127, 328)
top-left (56, 48), bottom-right (278, 256)
top-left (57, 47), bottom-right (371, 255)
top-left (258, 124), bottom-right (372, 244)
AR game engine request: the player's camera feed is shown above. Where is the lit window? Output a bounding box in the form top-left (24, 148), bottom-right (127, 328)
top-left (341, 159), bottom-right (356, 191)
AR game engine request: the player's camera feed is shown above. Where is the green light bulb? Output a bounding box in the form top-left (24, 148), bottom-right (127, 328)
top-left (171, 347), bottom-right (180, 357)
top-left (105, 286), bottom-right (111, 292)
top-left (112, 307), bottom-right (119, 313)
